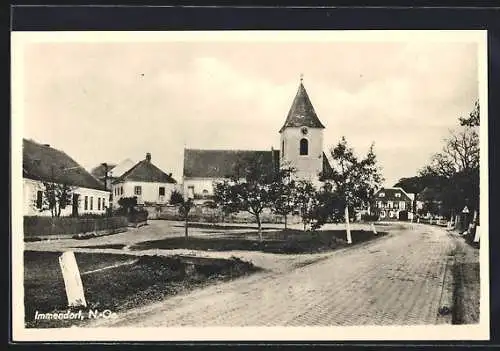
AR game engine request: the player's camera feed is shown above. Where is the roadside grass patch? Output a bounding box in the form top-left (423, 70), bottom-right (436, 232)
top-left (173, 223), bottom-right (282, 231)
top-left (131, 229), bottom-right (386, 254)
top-left (24, 251), bottom-right (260, 328)
top-left (76, 244), bottom-right (127, 250)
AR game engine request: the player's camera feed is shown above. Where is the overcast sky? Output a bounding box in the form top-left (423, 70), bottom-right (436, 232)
top-left (22, 39), bottom-right (479, 186)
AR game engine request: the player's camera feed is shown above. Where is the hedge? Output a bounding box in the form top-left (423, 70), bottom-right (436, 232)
top-left (23, 216), bottom-right (129, 237)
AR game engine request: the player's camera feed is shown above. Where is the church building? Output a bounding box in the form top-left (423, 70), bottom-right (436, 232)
top-left (182, 78), bottom-right (333, 202)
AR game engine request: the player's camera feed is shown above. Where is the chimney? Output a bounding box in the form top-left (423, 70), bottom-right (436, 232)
top-left (146, 153), bottom-right (151, 162)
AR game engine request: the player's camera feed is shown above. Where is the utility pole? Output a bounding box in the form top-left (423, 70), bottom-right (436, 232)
top-left (101, 162), bottom-right (109, 191)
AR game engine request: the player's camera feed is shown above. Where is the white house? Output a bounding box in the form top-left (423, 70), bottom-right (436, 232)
top-left (112, 153), bottom-right (178, 206)
top-left (373, 187), bottom-right (414, 221)
top-left (23, 139), bottom-right (110, 216)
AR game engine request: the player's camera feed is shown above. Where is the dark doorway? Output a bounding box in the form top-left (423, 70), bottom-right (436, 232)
top-left (72, 193), bottom-right (79, 217)
top-left (398, 210), bottom-right (408, 221)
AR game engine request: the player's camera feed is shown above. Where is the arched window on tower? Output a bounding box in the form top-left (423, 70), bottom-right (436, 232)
top-left (300, 138), bottom-right (308, 156)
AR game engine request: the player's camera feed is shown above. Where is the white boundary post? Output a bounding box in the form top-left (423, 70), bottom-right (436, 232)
top-left (59, 251), bottom-right (87, 307)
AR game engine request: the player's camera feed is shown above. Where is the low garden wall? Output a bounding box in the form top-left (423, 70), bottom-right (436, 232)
top-left (149, 205), bottom-right (302, 224)
top-left (23, 215), bottom-right (129, 238)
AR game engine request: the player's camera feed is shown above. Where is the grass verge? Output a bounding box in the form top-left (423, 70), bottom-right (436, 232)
top-left (24, 251), bottom-right (260, 328)
top-left (131, 229), bottom-right (386, 254)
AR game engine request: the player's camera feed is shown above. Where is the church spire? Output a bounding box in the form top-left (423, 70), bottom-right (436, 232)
top-left (279, 76), bottom-right (325, 133)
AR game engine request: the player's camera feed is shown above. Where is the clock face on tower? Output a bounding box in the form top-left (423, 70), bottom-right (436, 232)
top-left (301, 127), bottom-right (308, 135)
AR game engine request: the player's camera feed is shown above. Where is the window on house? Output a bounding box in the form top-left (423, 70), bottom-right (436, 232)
top-left (121, 186), bottom-right (123, 195)
top-left (36, 191), bottom-right (43, 209)
top-left (102, 198), bottom-right (106, 209)
top-left (379, 192), bottom-right (385, 197)
top-left (299, 138), bottom-right (308, 155)
top-left (395, 193), bottom-right (401, 198)
top-left (387, 201), bottom-right (393, 208)
top-left (90, 197), bottom-right (94, 210)
top-left (159, 187), bottom-right (165, 196)
top-left (134, 186), bottom-right (142, 195)
top-left (282, 140), bottom-right (285, 158)
top-left (84, 196), bottom-right (88, 210)
top-left (98, 198), bottom-right (101, 210)
top-left (400, 201), bottom-right (406, 210)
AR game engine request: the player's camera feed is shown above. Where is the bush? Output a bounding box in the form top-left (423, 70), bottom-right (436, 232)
top-left (23, 216), bottom-right (128, 237)
top-left (128, 208), bottom-right (149, 223)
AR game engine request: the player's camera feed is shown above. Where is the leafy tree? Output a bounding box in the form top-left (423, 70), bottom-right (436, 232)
top-left (420, 105), bottom-right (480, 220)
top-left (393, 174), bottom-right (447, 215)
top-left (117, 196), bottom-right (138, 214)
top-left (294, 179), bottom-right (318, 231)
top-left (40, 182), bottom-right (74, 217)
top-left (169, 189), bottom-right (184, 205)
top-left (213, 154), bottom-right (276, 241)
top-left (415, 101), bottom-right (480, 230)
top-left (268, 165), bottom-right (297, 230)
top-left (169, 190), bottom-right (194, 238)
top-left (318, 137), bottom-right (383, 243)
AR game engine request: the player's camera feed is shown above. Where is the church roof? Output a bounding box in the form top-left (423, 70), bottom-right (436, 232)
top-left (184, 148), bottom-right (334, 181)
top-left (114, 154), bottom-right (177, 184)
top-left (23, 139), bottom-right (106, 191)
top-left (279, 81), bottom-right (325, 133)
top-left (183, 149), bottom-right (280, 179)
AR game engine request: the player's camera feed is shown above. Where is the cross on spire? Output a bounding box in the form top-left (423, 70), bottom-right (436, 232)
top-left (300, 73), bottom-right (304, 83)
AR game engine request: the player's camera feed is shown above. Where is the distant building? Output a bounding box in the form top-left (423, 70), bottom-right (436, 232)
top-left (182, 78), bottom-right (334, 201)
top-left (23, 139), bottom-right (110, 216)
top-left (373, 187), bottom-right (414, 221)
top-left (112, 153), bottom-right (178, 206)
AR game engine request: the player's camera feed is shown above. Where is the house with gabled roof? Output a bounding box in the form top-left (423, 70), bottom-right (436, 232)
top-left (112, 153), bottom-right (177, 206)
top-left (182, 78), bottom-right (334, 202)
top-left (23, 139), bottom-right (110, 216)
top-left (373, 187), bottom-right (414, 221)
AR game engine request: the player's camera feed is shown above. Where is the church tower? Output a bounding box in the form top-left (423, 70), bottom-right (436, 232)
top-left (279, 77), bottom-right (325, 182)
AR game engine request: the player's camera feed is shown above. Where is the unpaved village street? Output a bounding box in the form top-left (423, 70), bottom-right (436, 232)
top-left (83, 222), bottom-right (477, 327)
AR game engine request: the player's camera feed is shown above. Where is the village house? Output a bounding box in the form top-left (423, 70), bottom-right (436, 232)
top-left (23, 139), bottom-right (110, 217)
top-left (112, 153), bottom-right (178, 206)
top-left (372, 187), bottom-right (414, 221)
top-left (182, 78), bottom-right (334, 201)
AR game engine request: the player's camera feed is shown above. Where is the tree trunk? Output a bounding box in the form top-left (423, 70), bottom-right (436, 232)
top-left (284, 214), bottom-right (288, 230)
top-left (184, 215), bottom-right (189, 239)
top-left (256, 213), bottom-right (263, 242)
top-left (345, 205), bottom-right (352, 244)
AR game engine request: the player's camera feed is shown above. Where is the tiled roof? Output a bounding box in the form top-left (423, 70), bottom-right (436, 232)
top-left (114, 157), bottom-right (177, 184)
top-left (374, 187), bottom-right (412, 202)
top-left (279, 82), bottom-right (325, 133)
top-left (183, 149), bottom-right (280, 179)
top-left (184, 148), bottom-right (333, 180)
top-left (23, 139), bottom-right (106, 191)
